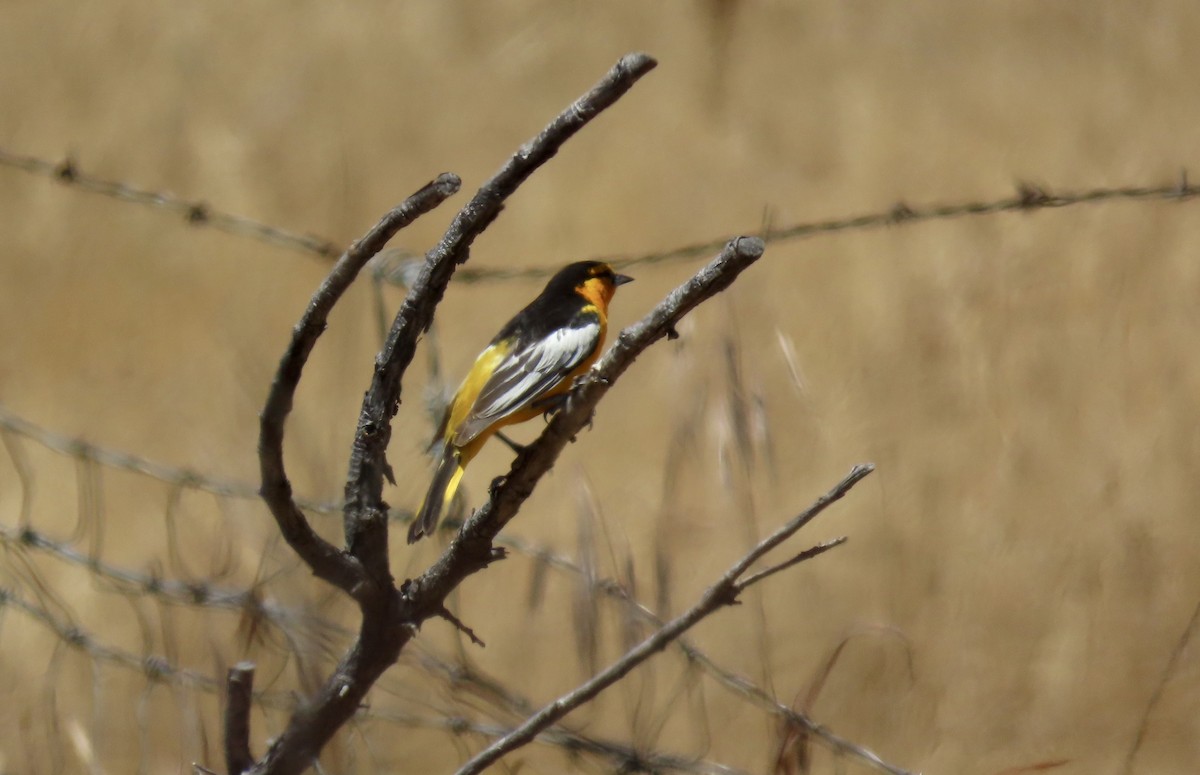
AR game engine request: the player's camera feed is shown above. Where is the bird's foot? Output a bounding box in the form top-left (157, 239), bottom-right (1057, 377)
top-left (533, 392), bottom-right (569, 417)
top-left (494, 431), bottom-right (527, 454)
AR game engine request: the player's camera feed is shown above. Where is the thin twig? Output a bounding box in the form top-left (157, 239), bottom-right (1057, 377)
top-left (362, 705), bottom-right (754, 775)
top-left (453, 464), bottom-right (875, 775)
top-left (734, 537), bottom-right (848, 591)
top-left (1121, 594), bottom-right (1200, 775)
top-left (488, 530), bottom-right (884, 766)
top-left (225, 662), bottom-right (256, 775)
top-left (258, 173), bottom-right (460, 597)
top-left (407, 649), bottom-right (747, 774)
top-left (435, 605), bottom-right (486, 647)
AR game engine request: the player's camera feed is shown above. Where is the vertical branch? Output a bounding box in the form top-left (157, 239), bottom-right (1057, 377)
top-left (224, 662), bottom-right (255, 775)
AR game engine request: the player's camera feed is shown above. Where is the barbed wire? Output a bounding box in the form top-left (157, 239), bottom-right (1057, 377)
top-left (0, 401), bottom-right (798, 771)
top-left (1, 400), bottom-right (785, 698)
top-left (4, 584), bottom-right (748, 775)
top-left (0, 404), bottom-right (341, 516)
top-left (452, 172), bottom-right (1200, 281)
top-left (0, 147), bottom-right (339, 259)
top-left (3, 586), bottom-right (240, 697)
top-left (0, 521), bottom-right (346, 639)
top-left (5, 145), bottom-right (1196, 288)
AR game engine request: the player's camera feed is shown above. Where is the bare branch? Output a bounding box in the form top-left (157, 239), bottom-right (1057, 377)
top-left (224, 662), bottom-right (256, 775)
top-left (407, 649), bottom-right (753, 774)
top-left (16, 579), bottom-right (741, 775)
top-left (452, 464), bottom-right (875, 775)
top-left (362, 703), bottom-right (754, 775)
top-left (258, 173), bottom-right (460, 596)
top-left (464, 527), bottom-right (912, 774)
top-left (341, 52), bottom-right (658, 585)
top-left (733, 536), bottom-right (849, 591)
top-left (247, 53), bottom-right (659, 775)
top-left (434, 605), bottom-right (486, 647)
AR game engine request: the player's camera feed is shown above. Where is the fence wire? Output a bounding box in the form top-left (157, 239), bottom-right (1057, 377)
top-left (4, 145), bottom-right (1196, 286)
top-left (0, 147), bottom-right (339, 260)
top-left (0, 401), bottom-right (792, 774)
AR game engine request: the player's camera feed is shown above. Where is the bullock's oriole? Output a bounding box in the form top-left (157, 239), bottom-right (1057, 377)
top-left (408, 261), bottom-right (633, 543)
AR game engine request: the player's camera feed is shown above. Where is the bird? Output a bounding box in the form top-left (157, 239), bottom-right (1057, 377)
top-left (408, 260), bottom-right (634, 543)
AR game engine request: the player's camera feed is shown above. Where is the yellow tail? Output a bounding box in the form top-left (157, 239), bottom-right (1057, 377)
top-left (408, 447), bottom-right (465, 544)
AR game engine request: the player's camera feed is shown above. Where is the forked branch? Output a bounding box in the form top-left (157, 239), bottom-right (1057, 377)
top-left (248, 53), bottom-right (659, 775)
top-left (258, 173), bottom-right (461, 596)
top-left (341, 52), bottom-right (659, 586)
top-left (452, 465), bottom-right (877, 775)
top-left (249, 49), bottom-right (901, 775)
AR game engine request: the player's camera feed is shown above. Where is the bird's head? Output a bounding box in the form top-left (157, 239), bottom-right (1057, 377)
top-left (551, 260), bottom-right (633, 310)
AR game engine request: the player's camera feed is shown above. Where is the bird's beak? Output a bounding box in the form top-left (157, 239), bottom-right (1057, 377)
top-left (613, 273), bottom-right (634, 286)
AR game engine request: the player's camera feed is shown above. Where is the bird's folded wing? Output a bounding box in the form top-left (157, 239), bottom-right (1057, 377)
top-left (453, 321), bottom-right (601, 446)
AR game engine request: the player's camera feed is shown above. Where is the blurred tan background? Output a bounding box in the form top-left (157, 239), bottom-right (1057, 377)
top-left (2, 2), bottom-right (1199, 773)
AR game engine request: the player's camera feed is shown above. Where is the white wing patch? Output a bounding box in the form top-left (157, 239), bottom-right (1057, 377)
top-left (453, 321), bottom-right (601, 446)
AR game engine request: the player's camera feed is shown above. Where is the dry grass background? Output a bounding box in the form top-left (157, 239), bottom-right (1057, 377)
top-left (1, 2), bottom-right (1199, 773)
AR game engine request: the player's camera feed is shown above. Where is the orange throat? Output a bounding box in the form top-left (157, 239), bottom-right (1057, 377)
top-left (576, 278), bottom-right (615, 311)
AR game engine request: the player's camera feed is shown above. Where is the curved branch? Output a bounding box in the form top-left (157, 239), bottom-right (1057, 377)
top-left (258, 173), bottom-right (461, 594)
